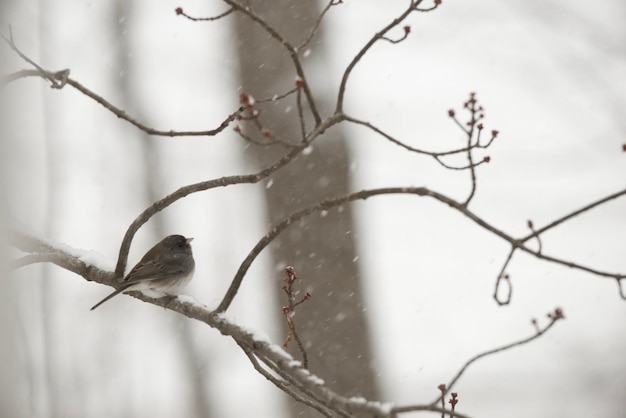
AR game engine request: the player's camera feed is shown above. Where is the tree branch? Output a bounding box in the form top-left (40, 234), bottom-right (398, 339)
top-left (7, 231), bottom-right (114, 284)
top-left (336, 0), bottom-right (424, 113)
top-left (217, 186), bottom-right (626, 312)
top-left (433, 308), bottom-right (564, 404)
top-left (220, 0), bottom-right (322, 125)
top-left (115, 114), bottom-right (342, 278)
top-left (2, 68), bottom-right (242, 137)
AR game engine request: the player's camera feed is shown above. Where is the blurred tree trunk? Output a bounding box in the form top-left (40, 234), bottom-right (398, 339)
top-left (233, 2), bottom-right (381, 416)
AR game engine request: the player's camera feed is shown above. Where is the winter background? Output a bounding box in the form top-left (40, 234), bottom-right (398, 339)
top-left (1, 1), bottom-right (625, 417)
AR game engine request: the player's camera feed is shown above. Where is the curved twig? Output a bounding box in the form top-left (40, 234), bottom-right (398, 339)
top-left (216, 186), bottom-right (626, 312)
top-left (493, 187), bottom-right (626, 304)
top-left (392, 404), bottom-right (472, 418)
top-left (617, 279), bottom-right (626, 300)
top-left (336, 0), bottom-right (424, 113)
top-left (115, 115), bottom-right (341, 278)
top-left (493, 247), bottom-right (514, 305)
top-left (431, 309), bottom-right (564, 404)
top-left (3, 68), bottom-right (242, 137)
top-left (221, 0), bottom-right (321, 125)
top-left (237, 342), bottom-right (334, 418)
top-left (343, 115), bottom-right (494, 167)
top-left (296, 0), bottom-right (340, 51)
top-left (176, 6), bottom-right (234, 22)
top-left (520, 188), bottom-right (626, 242)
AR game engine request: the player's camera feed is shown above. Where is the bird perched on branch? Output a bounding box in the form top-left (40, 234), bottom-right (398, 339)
top-left (90, 235), bottom-right (195, 310)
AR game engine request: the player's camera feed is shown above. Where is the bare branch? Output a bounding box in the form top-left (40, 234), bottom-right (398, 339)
top-left (381, 26), bottom-right (411, 44)
top-left (392, 404), bottom-right (472, 418)
top-left (343, 114), bottom-right (495, 171)
top-left (434, 308), bottom-right (565, 403)
top-left (526, 220), bottom-right (543, 253)
top-left (2, 37), bottom-right (243, 137)
top-left (281, 266), bottom-right (311, 368)
top-left (3, 68), bottom-right (242, 137)
top-left (415, 0), bottom-right (443, 13)
top-left (6, 233), bottom-right (390, 417)
top-left (493, 248), bottom-right (514, 305)
top-left (435, 156), bottom-right (489, 171)
top-left (336, 1), bottom-right (424, 113)
top-left (217, 186), bottom-right (626, 313)
top-left (520, 188), bottom-right (626, 242)
top-left (493, 187), bottom-right (626, 304)
top-left (617, 279), bottom-right (626, 300)
top-left (2, 28), bottom-right (61, 87)
top-left (220, 0), bottom-right (322, 125)
top-left (237, 342), bottom-right (334, 418)
top-left (175, 6), bottom-right (234, 21)
top-left (7, 231), bottom-right (114, 284)
top-left (114, 152), bottom-right (293, 278)
top-left (296, 0), bottom-right (342, 51)
top-left (115, 115), bottom-right (342, 278)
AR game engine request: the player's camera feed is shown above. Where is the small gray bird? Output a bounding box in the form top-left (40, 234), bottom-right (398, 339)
top-left (90, 235), bottom-right (195, 310)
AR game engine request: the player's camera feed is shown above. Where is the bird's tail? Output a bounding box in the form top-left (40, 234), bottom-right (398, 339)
top-left (90, 284), bottom-right (131, 311)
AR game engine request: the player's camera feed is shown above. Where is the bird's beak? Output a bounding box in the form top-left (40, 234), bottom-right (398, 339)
top-left (186, 237), bottom-right (194, 244)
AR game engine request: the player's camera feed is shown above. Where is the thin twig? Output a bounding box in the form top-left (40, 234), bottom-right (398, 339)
top-left (493, 187), bottom-right (626, 304)
top-left (520, 188), bottom-right (626, 242)
top-left (415, 0), bottom-right (442, 13)
top-left (255, 84), bottom-right (300, 104)
top-left (114, 150), bottom-right (295, 278)
top-left (432, 308), bottom-right (564, 404)
top-left (4, 69), bottom-right (241, 137)
top-left (336, 0), bottom-right (424, 113)
top-left (617, 279), bottom-right (626, 300)
top-left (237, 342), bottom-right (333, 418)
top-left (175, 6), bottom-right (234, 21)
top-left (281, 267), bottom-right (311, 368)
top-left (2, 37), bottom-right (243, 136)
top-left (381, 26), bottom-right (411, 44)
top-left (462, 94), bottom-right (480, 206)
top-left (296, 0), bottom-right (341, 51)
top-left (221, 0), bottom-right (322, 125)
top-left (344, 115), bottom-right (488, 157)
top-left (392, 404), bottom-right (472, 418)
top-left (2, 28), bottom-right (61, 87)
top-left (115, 115), bottom-right (342, 278)
top-left (216, 186), bottom-right (626, 312)
top-left (493, 247), bottom-right (514, 305)
top-left (526, 220), bottom-right (542, 253)
top-left (435, 156), bottom-right (488, 171)
top-left (296, 87), bottom-right (307, 141)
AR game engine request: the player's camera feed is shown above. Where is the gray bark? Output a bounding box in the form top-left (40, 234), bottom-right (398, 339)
top-left (233, 1), bottom-right (382, 416)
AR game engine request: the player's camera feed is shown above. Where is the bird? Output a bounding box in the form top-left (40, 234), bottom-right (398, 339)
top-left (90, 235), bottom-right (195, 311)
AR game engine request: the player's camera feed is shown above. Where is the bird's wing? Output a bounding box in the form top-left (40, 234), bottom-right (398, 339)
top-left (124, 260), bottom-right (186, 284)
